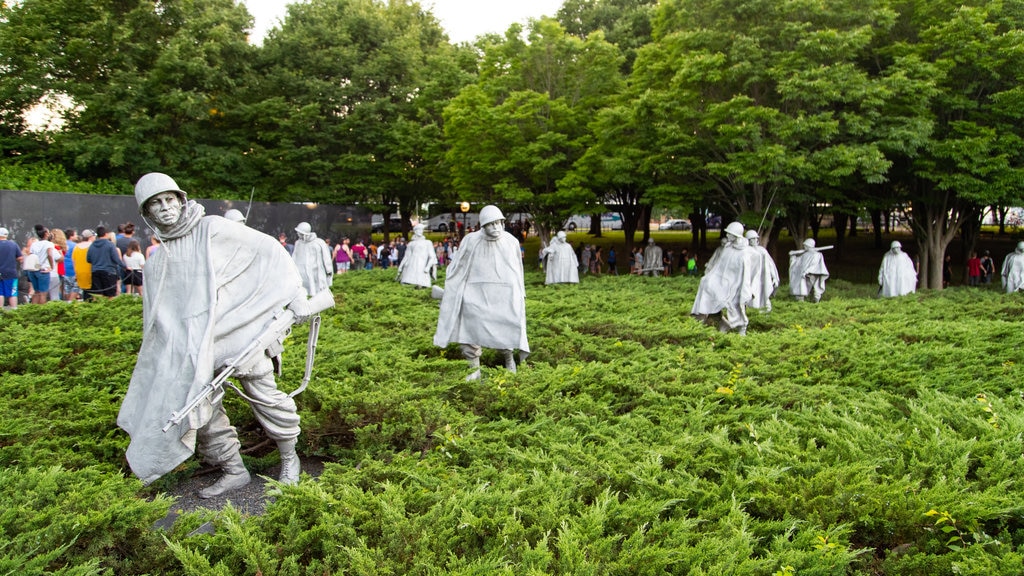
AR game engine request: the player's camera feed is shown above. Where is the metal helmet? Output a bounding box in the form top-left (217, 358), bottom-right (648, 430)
top-left (134, 172), bottom-right (185, 214)
top-left (803, 238), bottom-right (816, 249)
top-left (295, 222), bottom-right (312, 234)
top-left (224, 209), bottom-right (245, 222)
top-left (1017, 241), bottom-right (1024, 253)
top-left (744, 230), bottom-right (759, 240)
top-left (724, 221), bottom-right (744, 238)
top-left (890, 240), bottom-right (902, 250)
top-left (556, 230), bottom-right (567, 240)
top-left (413, 223), bottom-right (425, 236)
top-left (479, 205), bottom-right (505, 227)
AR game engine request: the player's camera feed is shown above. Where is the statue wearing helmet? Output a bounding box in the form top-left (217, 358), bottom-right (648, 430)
top-left (433, 204), bottom-right (529, 380)
top-left (691, 221), bottom-right (759, 335)
top-left (878, 240), bottom-right (917, 297)
top-left (540, 230), bottom-right (579, 285)
top-left (642, 237), bottom-right (664, 276)
top-left (397, 223), bottom-right (438, 288)
top-left (293, 222), bottom-right (334, 296)
top-left (744, 229), bottom-right (780, 311)
top-left (788, 237), bottom-right (831, 302)
top-left (119, 173), bottom-right (333, 499)
top-left (1002, 241), bottom-right (1024, 293)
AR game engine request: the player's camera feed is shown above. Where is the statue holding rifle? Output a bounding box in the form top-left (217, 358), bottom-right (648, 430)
top-left (788, 238), bottom-right (831, 302)
top-left (117, 173), bottom-right (334, 498)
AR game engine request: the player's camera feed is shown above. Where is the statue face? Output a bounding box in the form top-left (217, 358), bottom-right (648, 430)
top-left (483, 220), bottom-right (503, 239)
top-left (145, 192), bottom-right (183, 227)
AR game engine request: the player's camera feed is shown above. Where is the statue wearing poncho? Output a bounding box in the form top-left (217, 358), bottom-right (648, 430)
top-left (118, 173), bottom-right (311, 498)
top-left (433, 205), bottom-right (529, 380)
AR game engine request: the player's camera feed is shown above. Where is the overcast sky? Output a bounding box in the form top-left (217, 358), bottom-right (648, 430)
top-left (242, 0), bottom-right (565, 45)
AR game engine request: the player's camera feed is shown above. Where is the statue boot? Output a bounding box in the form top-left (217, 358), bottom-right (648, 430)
top-left (502, 350), bottom-right (517, 373)
top-left (278, 438), bottom-right (301, 485)
top-left (198, 451), bottom-right (251, 499)
top-left (465, 356), bottom-right (481, 381)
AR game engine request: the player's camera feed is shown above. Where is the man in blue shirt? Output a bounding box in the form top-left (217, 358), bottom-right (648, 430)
top-left (87, 226), bottom-right (124, 299)
top-left (0, 227), bottom-right (22, 309)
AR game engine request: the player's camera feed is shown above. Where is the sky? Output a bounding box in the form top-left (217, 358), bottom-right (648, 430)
top-left (242, 0), bottom-right (565, 45)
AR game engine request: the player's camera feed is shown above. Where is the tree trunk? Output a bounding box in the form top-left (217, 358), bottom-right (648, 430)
top-left (870, 208), bottom-right (884, 249)
top-left (588, 211), bottom-right (601, 236)
top-left (910, 190), bottom-right (968, 290)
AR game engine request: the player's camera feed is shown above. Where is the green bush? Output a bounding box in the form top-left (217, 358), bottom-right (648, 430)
top-left (2, 267), bottom-right (1023, 574)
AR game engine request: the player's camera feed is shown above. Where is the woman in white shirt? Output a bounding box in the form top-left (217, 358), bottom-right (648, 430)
top-left (123, 239), bottom-right (146, 296)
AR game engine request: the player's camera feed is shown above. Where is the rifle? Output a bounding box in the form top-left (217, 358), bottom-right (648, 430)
top-left (163, 289), bottom-right (335, 432)
top-left (789, 245), bottom-right (834, 257)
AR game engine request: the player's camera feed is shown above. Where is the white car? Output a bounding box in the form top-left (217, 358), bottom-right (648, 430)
top-left (424, 212), bottom-right (479, 232)
top-left (658, 218), bottom-right (692, 231)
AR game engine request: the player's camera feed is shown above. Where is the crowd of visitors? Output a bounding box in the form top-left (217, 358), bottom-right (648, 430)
top-left (0, 222), bottom-right (150, 308)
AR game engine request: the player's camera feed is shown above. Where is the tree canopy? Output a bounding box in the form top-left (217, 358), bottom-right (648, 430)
top-left (2, 0), bottom-right (1023, 280)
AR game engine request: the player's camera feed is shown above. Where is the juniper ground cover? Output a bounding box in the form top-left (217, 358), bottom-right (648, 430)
top-left (1, 239), bottom-right (1023, 574)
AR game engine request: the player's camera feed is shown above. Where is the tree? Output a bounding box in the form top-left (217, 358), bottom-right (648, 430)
top-left (631, 0), bottom-right (920, 250)
top-left (0, 0), bottom-right (258, 193)
top-left (557, 0), bottom-right (658, 73)
top-left (876, 0), bottom-right (1024, 288)
top-left (445, 19), bottom-right (625, 241)
top-left (245, 0), bottom-right (464, 240)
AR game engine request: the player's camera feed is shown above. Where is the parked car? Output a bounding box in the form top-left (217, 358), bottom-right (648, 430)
top-left (425, 212), bottom-right (479, 232)
top-left (659, 218), bottom-right (692, 231)
top-left (371, 215), bottom-right (404, 233)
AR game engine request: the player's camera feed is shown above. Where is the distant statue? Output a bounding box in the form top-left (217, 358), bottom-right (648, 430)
top-left (789, 238), bottom-right (831, 302)
top-left (433, 205), bottom-right (529, 381)
top-left (293, 222), bottom-right (334, 296)
top-left (1002, 241), bottom-right (1024, 293)
top-left (642, 238), bottom-right (663, 276)
top-left (878, 240), bottom-right (917, 297)
top-left (691, 221), bottom-right (758, 335)
top-left (745, 230), bottom-right (780, 312)
top-left (397, 224), bottom-right (437, 288)
top-left (540, 231), bottom-right (579, 285)
top-left (118, 173), bottom-right (333, 499)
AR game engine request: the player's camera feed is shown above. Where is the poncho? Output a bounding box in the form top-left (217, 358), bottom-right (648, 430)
top-left (541, 239), bottom-right (579, 285)
top-left (878, 250), bottom-right (917, 297)
top-left (397, 235), bottom-right (438, 288)
top-left (117, 203), bottom-right (305, 484)
top-left (433, 229), bottom-right (529, 353)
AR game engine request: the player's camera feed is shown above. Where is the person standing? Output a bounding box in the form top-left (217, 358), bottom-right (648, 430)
top-left (878, 241), bottom-right (918, 297)
top-left (433, 205), bottom-right (529, 381)
top-left (966, 251), bottom-right (982, 287)
top-left (27, 225), bottom-right (57, 304)
top-left (72, 229), bottom-right (95, 301)
top-left (118, 172), bottom-right (329, 498)
top-left (87, 226), bottom-right (124, 299)
top-left (979, 250), bottom-right (996, 285)
top-left (62, 229), bottom-right (80, 300)
top-left (334, 237), bottom-right (354, 274)
top-left (0, 227), bottom-right (22, 309)
top-left (122, 239), bottom-right (146, 297)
